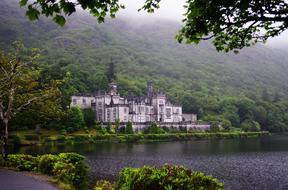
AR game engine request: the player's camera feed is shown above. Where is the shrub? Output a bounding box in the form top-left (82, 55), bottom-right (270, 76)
top-left (125, 121), bottom-right (134, 134)
top-left (115, 119), bottom-right (120, 133)
top-left (116, 165), bottom-right (224, 190)
top-left (106, 123), bottom-right (112, 133)
top-left (210, 122), bottom-right (221, 132)
top-left (95, 180), bottom-right (114, 190)
top-left (143, 123), bottom-right (165, 134)
top-left (4, 153), bottom-right (89, 190)
top-left (57, 153), bottom-right (89, 190)
top-left (240, 120), bottom-right (261, 132)
top-left (124, 134), bottom-right (142, 143)
top-left (6, 154), bottom-right (38, 171)
top-left (58, 152), bottom-right (85, 164)
top-left (221, 119), bottom-right (232, 131)
top-left (38, 154), bottom-right (59, 175)
top-left (95, 122), bottom-right (107, 134)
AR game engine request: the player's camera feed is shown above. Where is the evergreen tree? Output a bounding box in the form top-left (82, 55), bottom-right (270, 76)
top-left (66, 107), bottom-right (85, 131)
top-left (125, 121), bottom-right (134, 134)
top-left (82, 108), bottom-right (96, 128)
top-left (114, 119), bottom-right (120, 133)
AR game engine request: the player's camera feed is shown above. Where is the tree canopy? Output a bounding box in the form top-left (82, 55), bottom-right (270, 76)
top-left (19, 0), bottom-right (288, 51)
top-left (0, 41), bottom-right (62, 157)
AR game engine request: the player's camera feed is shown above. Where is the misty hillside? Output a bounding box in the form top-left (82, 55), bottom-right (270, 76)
top-left (1, 0), bottom-right (288, 107)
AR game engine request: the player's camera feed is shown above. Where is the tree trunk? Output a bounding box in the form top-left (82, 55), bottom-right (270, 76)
top-left (1, 121), bottom-right (4, 158)
top-left (2, 119), bottom-right (8, 159)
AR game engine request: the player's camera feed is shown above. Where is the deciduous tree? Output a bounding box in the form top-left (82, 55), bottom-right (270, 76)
top-left (0, 42), bottom-right (60, 158)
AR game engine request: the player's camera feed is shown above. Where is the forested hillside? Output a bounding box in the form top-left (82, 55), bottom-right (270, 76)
top-left (1, 0), bottom-right (288, 132)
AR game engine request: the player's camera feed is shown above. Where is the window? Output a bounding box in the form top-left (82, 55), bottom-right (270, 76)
top-left (73, 99), bottom-right (77, 105)
top-left (145, 107), bottom-right (149, 114)
top-left (146, 116), bottom-right (150, 121)
top-left (138, 106), bottom-right (142, 114)
top-left (124, 116), bottom-right (127, 121)
top-left (98, 102), bottom-right (102, 106)
top-left (175, 108), bottom-right (179, 114)
top-left (107, 110), bottom-right (110, 120)
top-left (159, 105), bottom-right (164, 113)
top-left (124, 108), bottom-right (127, 113)
top-left (113, 108), bottom-right (117, 119)
top-left (166, 108), bottom-right (171, 119)
top-left (82, 98), bottom-right (86, 105)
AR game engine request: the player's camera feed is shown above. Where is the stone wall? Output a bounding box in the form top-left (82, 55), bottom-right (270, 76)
top-left (102, 121), bottom-right (210, 132)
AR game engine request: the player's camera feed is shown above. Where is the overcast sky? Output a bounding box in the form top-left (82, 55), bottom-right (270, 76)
top-left (117, 0), bottom-right (288, 49)
top-left (118, 0), bottom-right (185, 21)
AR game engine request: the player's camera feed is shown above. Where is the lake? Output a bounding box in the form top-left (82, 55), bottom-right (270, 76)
top-left (12, 134), bottom-right (288, 190)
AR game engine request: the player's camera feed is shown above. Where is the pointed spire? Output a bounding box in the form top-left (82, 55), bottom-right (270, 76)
top-left (110, 95), bottom-right (114, 106)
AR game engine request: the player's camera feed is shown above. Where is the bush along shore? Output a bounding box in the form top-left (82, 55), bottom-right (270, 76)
top-left (0, 153), bottom-right (224, 190)
top-left (0, 153), bottom-right (89, 190)
top-left (95, 165), bottom-right (224, 190)
top-left (9, 131), bottom-right (270, 146)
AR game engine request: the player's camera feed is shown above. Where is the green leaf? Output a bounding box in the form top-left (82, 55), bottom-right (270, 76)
top-left (61, 2), bottom-right (76, 15)
top-left (26, 7), bottom-right (40, 21)
top-left (90, 9), bottom-right (99, 17)
top-left (19, 0), bottom-right (28, 7)
top-left (53, 15), bottom-right (66, 26)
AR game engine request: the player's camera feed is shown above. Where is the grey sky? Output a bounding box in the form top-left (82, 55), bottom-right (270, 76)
top-left (117, 0), bottom-right (287, 49)
top-left (118, 0), bottom-right (186, 21)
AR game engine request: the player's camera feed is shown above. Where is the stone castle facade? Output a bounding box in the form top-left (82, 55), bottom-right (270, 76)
top-left (71, 82), bottom-right (210, 131)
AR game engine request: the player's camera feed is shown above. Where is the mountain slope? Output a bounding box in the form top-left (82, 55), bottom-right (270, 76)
top-left (1, 0), bottom-right (288, 115)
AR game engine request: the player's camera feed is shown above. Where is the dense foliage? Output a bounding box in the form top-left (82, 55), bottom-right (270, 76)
top-left (1, 0), bottom-right (288, 133)
top-left (0, 41), bottom-right (62, 157)
top-left (143, 123), bottom-right (165, 134)
top-left (2, 153), bottom-right (89, 190)
top-left (19, 0), bottom-right (288, 51)
top-left (83, 108), bottom-right (96, 128)
top-left (20, 0), bottom-right (124, 25)
top-left (12, 131), bottom-right (267, 145)
top-left (115, 165), bottom-right (224, 190)
top-left (125, 121), bottom-right (134, 134)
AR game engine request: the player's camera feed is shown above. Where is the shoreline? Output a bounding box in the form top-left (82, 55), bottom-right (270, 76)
top-left (10, 131), bottom-right (270, 146)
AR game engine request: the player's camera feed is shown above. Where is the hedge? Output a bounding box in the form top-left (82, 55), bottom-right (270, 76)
top-left (2, 153), bottom-right (89, 190)
top-left (115, 165), bottom-right (224, 190)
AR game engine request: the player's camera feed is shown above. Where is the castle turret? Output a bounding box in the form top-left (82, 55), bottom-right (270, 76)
top-left (109, 82), bottom-right (117, 95)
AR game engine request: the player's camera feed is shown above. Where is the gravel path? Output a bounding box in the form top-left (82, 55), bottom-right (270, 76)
top-left (0, 169), bottom-right (58, 190)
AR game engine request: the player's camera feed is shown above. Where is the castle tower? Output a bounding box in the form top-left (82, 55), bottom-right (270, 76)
top-left (109, 82), bottom-right (117, 96)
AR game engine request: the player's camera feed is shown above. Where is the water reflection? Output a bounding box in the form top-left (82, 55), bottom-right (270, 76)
top-left (12, 134), bottom-right (288, 155)
top-left (11, 134), bottom-right (288, 190)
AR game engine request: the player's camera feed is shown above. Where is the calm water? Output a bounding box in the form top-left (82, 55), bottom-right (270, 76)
top-left (12, 134), bottom-right (288, 190)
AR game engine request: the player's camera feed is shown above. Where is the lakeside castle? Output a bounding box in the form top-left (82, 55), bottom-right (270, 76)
top-left (71, 82), bottom-right (210, 131)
